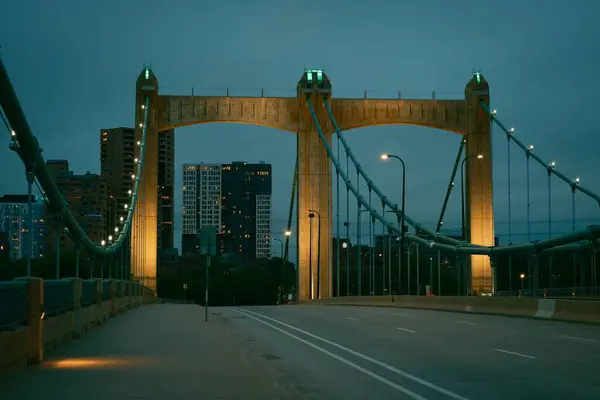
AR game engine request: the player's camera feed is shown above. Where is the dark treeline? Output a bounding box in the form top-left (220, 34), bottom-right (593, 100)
top-left (0, 251), bottom-right (297, 306)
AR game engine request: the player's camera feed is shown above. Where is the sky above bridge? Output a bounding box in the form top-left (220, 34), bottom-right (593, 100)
top-left (1, 0), bottom-right (599, 259)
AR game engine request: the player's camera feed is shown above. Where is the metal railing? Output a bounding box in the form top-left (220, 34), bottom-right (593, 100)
top-left (43, 280), bottom-right (74, 316)
top-left (497, 286), bottom-right (600, 299)
top-left (0, 281), bottom-right (28, 330)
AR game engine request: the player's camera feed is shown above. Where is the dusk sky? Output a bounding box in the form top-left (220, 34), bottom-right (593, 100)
top-left (1, 1), bottom-right (599, 262)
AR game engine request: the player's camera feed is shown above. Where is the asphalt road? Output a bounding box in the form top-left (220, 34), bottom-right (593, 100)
top-left (225, 304), bottom-right (600, 399)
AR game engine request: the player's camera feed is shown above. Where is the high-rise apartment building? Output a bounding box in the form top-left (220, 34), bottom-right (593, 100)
top-left (181, 161), bottom-right (272, 259)
top-left (45, 160), bottom-right (109, 253)
top-left (0, 194), bottom-right (45, 261)
top-left (157, 129), bottom-right (175, 253)
top-left (100, 127), bottom-right (174, 254)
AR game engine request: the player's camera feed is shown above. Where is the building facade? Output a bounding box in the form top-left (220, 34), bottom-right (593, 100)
top-left (100, 127), bottom-right (174, 255)
top-left (0, 194), bottom-right (45, 261)
top-left (45, 160), bottom-right (109, 253)
top-left (157, 129), bottom-right (175, 253)
top-left (181, 161), bottom-right (272, 259)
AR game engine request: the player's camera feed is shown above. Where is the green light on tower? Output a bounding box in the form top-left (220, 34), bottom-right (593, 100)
top-left (306, 71), bottom-right (313, 83)
top-left (316, 70), bottom-right (323, 84)
top-left (475, 72), bottom-right (481, 83)
top-left (145, 67), bottom-right (150, 80)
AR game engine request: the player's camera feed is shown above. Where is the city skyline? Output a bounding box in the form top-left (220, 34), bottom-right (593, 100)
top-left (1, 1), bottom-right (599, 267)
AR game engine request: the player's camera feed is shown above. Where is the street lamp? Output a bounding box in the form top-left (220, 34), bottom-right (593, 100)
top-left (285, 230), bottom-right (292, 237)
top-left (520, 273), bottom-right (525, 292)
top-left (101, 240), bottom-right (106, 247)
top-left (380, 153), bottom-right (406, 295)
top-left (460, 154), bottom-right (484, 241)
top-left (273, 237), bottom-right (285, 304)
top-left (342, 242), bottom-right (348, 249)
top-left (308, 209), bottom-right (322, 299)
top-left (273, 238), bottom-right (283, 259)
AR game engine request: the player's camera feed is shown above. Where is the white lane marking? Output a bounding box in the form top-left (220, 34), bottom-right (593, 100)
top-left (231, 309), bottom-right (428, 400)
top-left (556, 335), bottom-right (599, 343)
top-left (346, 317), bottom-right (360, 321)
top-left (493, 348), bottom-right (537, 359)
top-left (234, 308), bottom-right (470, 400)
top-left (396, 327), bottom-right (416, 333)
top-left (456, 321), bottom-right (478, 326)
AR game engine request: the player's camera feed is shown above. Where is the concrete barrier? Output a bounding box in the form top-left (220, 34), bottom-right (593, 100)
top-left (0, 278), bottom-right (155, 372)
top-left (303, 295), bottom-right (600, 325)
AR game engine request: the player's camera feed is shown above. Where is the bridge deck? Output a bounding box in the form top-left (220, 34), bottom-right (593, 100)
top-left (0, 304), bottom-right (302, 400)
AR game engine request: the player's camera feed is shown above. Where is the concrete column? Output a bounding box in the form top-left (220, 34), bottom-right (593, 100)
top-left (131, 67), bottom-right (159, 293)
top-left (126, 280), bottom-right (133, 309)
top-left (296, 78), bottom-right (333, 301)
top-left (109, 280), bottom-right (116, 316)
top-left (69, 278), bottom-right (82, 338)
top-left (93, 278), bottom-right (103, 306)
top-left (15, 277), bottom-right (43, 364)
top-left (464, 73), bottom-right (495, 294)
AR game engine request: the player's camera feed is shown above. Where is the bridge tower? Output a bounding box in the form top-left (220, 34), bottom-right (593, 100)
top-left (131, 67), bottom-right (159, 292)
top-left (465, 72), bottom-right (495, 294)
top-left (296, 70), bottom-right (333, 301)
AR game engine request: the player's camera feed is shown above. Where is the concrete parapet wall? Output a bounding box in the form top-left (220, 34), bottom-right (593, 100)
top-left (304, 295), bottom-right (600, 325)
top-left (0, 278), bottom-right (155, 373)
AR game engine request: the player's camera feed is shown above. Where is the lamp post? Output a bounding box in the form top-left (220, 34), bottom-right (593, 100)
top-left (273, 237), bottom-right (284, 304)
top-left (308, 210), bottom-right (321, 299)
top-left (520, 273), bottom-right (525, 292)
top-left (273, 238), bottom-right (284, 259)
top-left (380, 153), bottom-right (406, 296)
top-left (526, 145), bottom-right (534, 242)
top-left (100, 240), bottom-right (106, 280)
top-left (460, 154), bottom-right (484, 242)
top-left (284, 230), bottom-right (293, 298)
top-left (572, 178), bottom-right (580, 233)
top-left (547, 162), bottom-right (555, 239)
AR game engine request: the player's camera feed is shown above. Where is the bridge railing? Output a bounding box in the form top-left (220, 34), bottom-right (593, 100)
top-left (0, 277), bottom-right (157, 369)
top-left (0, 278), bottom-right (155, 333)
top-left (497, 286), bottom-right (600, 299)
top-left (0, 281), bottom-right (28, 330)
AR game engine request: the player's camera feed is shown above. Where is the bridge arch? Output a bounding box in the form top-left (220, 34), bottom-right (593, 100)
top-left (131, 69), bottom-right (494, 297)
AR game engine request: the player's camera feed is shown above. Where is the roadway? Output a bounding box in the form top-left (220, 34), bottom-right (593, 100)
top-left (1, 303), bottom-right (599, 399)
top-left (226, 304), bottom-right (600, 399)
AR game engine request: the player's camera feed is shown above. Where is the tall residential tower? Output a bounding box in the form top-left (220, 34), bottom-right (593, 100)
top-left (181, 161), bottom-right (272, 259)
top-left (100, 127), bottom-right (175, 255)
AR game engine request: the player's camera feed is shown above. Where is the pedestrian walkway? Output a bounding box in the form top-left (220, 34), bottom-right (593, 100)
top-left (0, 304), bottom-right (304, 399)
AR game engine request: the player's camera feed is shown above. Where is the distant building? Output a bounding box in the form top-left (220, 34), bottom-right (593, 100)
top-left (100, 127), bottom-right (175, 255)
top-left (0, 194), bottom-right (45, 261)
top-left (157, 129), bottom-right (175, 253)
top-left (45, 160), bottom-right (109, 253)
top-left (181, 161), bottom-right (272, 259)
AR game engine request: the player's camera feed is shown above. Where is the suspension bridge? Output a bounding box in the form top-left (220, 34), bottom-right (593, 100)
top-left (2, 55), bottom-right (600, 399)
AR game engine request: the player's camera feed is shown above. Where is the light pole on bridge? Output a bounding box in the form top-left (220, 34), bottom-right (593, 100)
top-left (308, 210), bottom-right (321, 299)
top-left (380, 153), bottom-right (406, 296)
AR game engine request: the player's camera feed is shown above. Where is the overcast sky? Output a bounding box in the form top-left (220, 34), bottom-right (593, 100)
top-left (1, 0), bottom-right (599, 261)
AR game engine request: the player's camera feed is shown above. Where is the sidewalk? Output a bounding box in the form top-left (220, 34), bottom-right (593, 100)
top-left (0, 304), bottom-right (305, 399)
